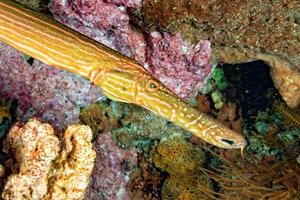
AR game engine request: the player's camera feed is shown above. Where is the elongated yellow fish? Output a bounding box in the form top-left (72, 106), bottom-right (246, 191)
top-left (0, 0), bottom-right (246, 149)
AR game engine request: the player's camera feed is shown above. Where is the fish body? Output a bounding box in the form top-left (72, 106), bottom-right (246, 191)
top-left (0, 0), bottom-right (246, 149)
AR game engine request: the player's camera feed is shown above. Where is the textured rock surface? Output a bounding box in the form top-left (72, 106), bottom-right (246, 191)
top-left (85, 131), bottom-right (138, 200)
top-left (140, 0), bottom-right (300, 108)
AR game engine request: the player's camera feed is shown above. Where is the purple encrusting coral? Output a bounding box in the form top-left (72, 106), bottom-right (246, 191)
top-left (85, 131), bottom-right (138, 200)
top-left (145, 32), bottom-right (211, 99)
top-left (49, 0), bottom-right (212, 99)
top-left (0, 42), bottom-right (104, 130)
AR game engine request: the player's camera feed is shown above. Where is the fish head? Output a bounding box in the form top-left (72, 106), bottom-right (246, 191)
top-left (99, 65), bottom-right (247, 150)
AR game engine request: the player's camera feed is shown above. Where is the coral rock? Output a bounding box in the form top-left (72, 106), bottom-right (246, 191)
top-left (2, 119), bottom-right (60, 200)
top-left (85, 131), bottom-right (138, 200)
top-left (146, 32), bottom-right (211, 99)
top-left (1, 119), bottom-right (95, 200)
top-left (46, 125), bottom-right (96, 200)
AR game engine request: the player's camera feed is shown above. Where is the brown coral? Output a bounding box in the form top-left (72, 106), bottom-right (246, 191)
top-left (1, 119), bottom-right (95, 200)
top-left (162, 173), bottom-right (211, 200)
top-left (151, 136), bottom-right (204, 175)
top-left (140, 0), bottom-right (300, 108)
top-left (151, 136), bottom-right (212, 200)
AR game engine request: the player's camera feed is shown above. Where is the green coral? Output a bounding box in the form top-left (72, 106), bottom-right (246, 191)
top-left (246, 137), bottom-right (283, 160)
top-left (202, 66), bottom-right (229, 109)
top-left (254, 121), bottom-right (269, 134)
top-left (244, 109), bottom-right (299, 162)
top-left (211, 90), bottom-right (223, 109)
top-left (212, 67), bottom-right (229, 90)
top-left (277, 128), bottom-right (300, 142)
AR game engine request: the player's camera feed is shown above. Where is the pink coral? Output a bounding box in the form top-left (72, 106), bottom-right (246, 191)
top-left (85, 131), bottom-right (137, 200)
top-left (49, 0), bottom-right (212, 99)
top-left (145, 32), bottom-right (211, 99)
top-left (0, 42), bottom-right (104, 130)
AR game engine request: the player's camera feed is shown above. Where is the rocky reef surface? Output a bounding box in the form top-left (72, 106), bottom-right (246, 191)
top-left (139, 0), bottom-right (300, 108)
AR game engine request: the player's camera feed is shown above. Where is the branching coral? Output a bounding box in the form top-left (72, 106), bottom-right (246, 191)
top-left (1, 119), bottom-right (95, 200)
top-left (150, 134), bottom-right (299, 200)
top-left (272, 101), bottom-right (300, 128)
top-left (201, 148), bottom-right (300, 199)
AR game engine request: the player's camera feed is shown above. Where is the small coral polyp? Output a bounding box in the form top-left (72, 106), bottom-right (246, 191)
top-left (1, 118), bottom-right (95, 200)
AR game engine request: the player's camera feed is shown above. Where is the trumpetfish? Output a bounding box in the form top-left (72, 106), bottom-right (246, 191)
top-left (0, 0), bottom-right (247, 150)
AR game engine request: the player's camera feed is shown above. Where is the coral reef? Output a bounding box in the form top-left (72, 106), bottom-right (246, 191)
top-left (151, 136), bottom-right (204, 175)
top-left (272, 101), bottom-right (300, 128)
top-left (48, 0), bottom-right (212, 99)
top-left (0, 42), bottom-right (104, 130)
top-left (79, 102), bottom-right (119, 138)
top-left (139, 0), bottom-right (300, 108)
top-left (202, 148), bottom-right (300, 199)
top-left (85, 131), bottom-right (137, 200)
top-left (1, 119), bottom-right (95, 200)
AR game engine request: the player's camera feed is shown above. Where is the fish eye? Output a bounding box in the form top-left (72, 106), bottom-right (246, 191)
top-left (146, 79), bottom-right (159, 92)
top-left (221, 138), bottom-right (235, 145)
